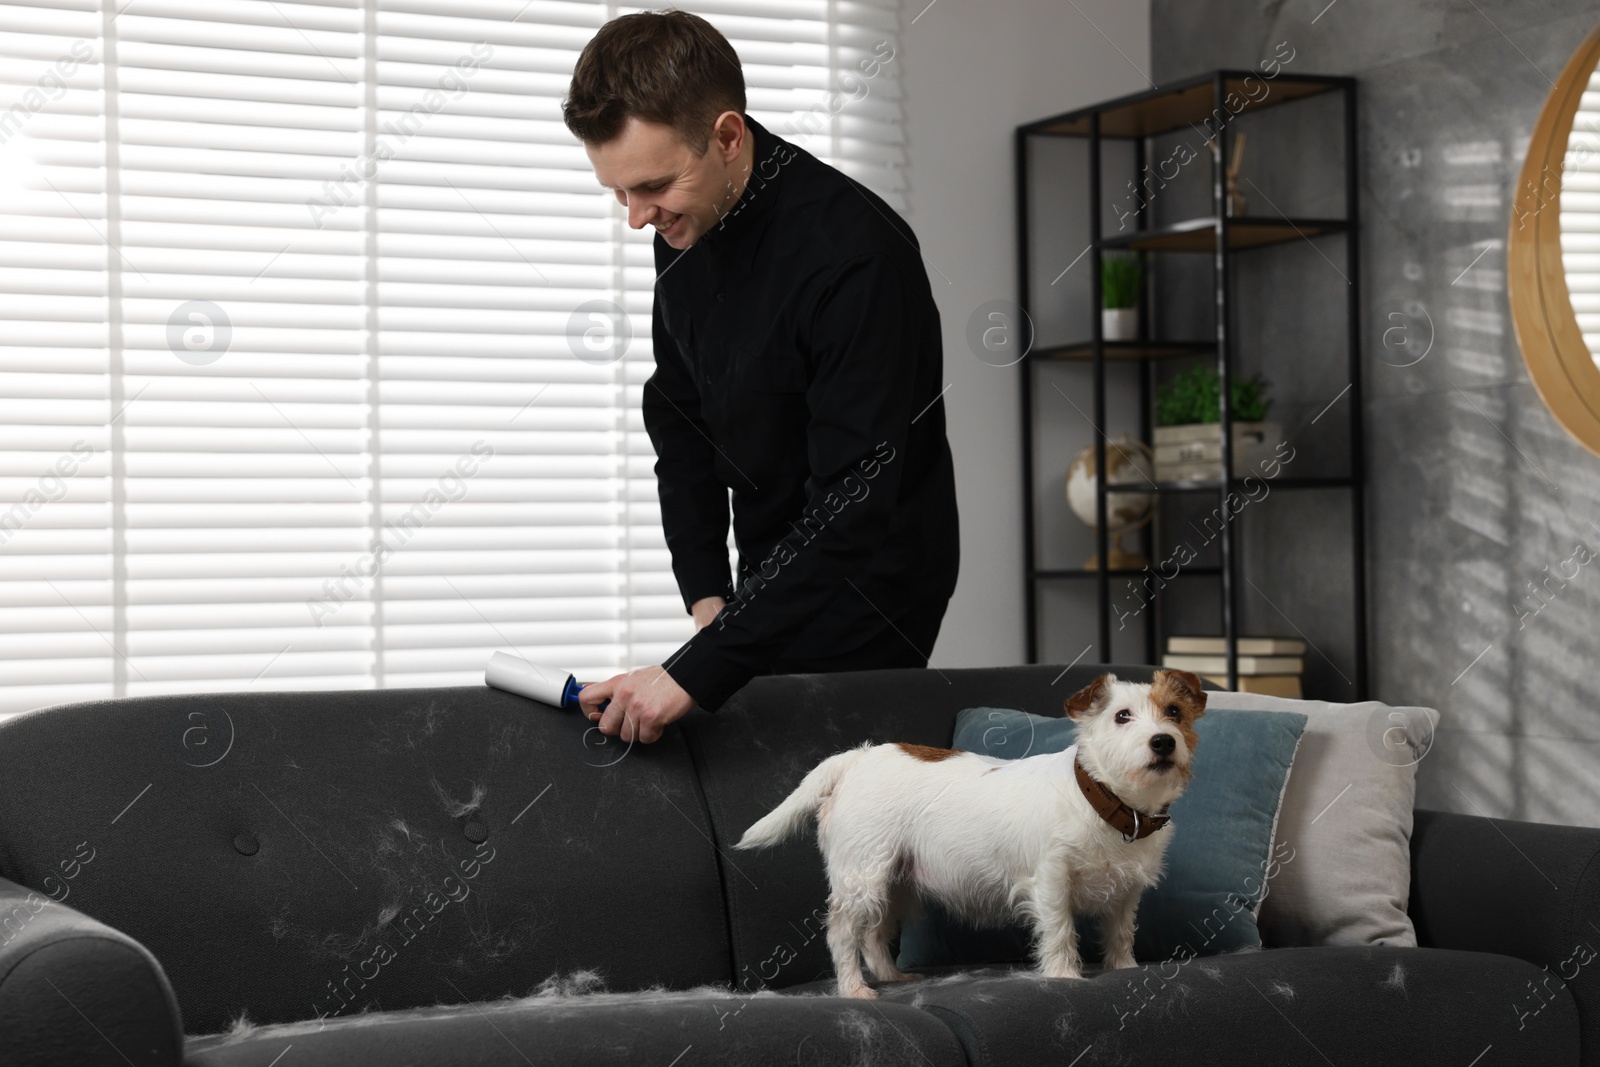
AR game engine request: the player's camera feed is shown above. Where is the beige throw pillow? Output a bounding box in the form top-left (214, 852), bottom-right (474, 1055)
top-left (1203, 690), bottom-right (1440, 947)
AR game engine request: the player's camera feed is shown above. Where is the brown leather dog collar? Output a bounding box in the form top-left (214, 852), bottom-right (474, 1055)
top-left (1074, 755), bottom-right (1170, 841)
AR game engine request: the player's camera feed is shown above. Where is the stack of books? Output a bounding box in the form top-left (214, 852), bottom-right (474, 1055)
top-left (1160, 635), bottom-right (1306, 697)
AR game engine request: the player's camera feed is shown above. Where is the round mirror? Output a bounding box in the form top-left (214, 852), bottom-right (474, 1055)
top-left (1509, 20), bottom-right (1600, 455)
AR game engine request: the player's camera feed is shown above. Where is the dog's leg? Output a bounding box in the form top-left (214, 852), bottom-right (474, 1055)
top-left (826, 890), bottom-right (877, 999)
top-left (1028, 860), bottom-right (1086, 981)
top-left (862, 882), bottom-right (918, 983)
top-left (1099, 889), bottom-right (1141, 971)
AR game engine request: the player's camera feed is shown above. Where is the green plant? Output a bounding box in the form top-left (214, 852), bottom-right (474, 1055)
top-left (1101, 253), bottom-right (1142, 309)
top-left (1155, 364), bottom-right (1272, 426)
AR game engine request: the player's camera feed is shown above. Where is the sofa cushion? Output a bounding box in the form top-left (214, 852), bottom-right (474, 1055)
top-left (0, 685), bottom-right (734, 1036)
top-left (679, 664), bottom-right (1226, 995)
top-left (781, 946), bottom-right (1580, 1067)
top-left (183, 979), bottom-right (968, 1067)
top-left (1203, 690), bottom-right (1438, 947)
top-left (897, 705), bottom-right (1306, 967)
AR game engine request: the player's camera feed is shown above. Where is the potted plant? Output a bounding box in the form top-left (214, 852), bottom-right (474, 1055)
top-left (1153, 364), bottom-right (1283, 482)
top-left (1101, 252), bottom-right (1141, 340)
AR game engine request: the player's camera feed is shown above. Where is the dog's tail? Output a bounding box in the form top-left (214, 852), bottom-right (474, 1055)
top-left (733, 743), bottom-right (873, 850)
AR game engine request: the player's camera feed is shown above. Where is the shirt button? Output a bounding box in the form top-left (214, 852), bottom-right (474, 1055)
top-left (716, 292), bottom-right (725, 302)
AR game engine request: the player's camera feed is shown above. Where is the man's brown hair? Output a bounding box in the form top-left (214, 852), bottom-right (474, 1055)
top-left (563, 9), bottom-right (746, 155)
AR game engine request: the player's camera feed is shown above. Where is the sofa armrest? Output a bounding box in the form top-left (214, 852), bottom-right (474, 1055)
top-left (1410, 808), bottom-right (1600, 1051)
top-left (0, 874), bottom-right (183, 1066)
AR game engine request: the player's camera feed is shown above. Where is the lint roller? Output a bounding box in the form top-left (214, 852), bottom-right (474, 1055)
top-left (485, 652), bottom-right (608, 712)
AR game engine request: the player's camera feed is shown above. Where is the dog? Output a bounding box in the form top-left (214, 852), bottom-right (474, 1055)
top-left (732, 669), bottom-right (1206, 999)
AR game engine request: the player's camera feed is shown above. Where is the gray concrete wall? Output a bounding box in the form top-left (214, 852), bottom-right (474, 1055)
top-left (1153, 0), bottom-right (1600, 828)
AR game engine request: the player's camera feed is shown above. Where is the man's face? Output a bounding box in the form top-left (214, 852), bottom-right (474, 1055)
top-left (586, 113), bottom-right (747, 250)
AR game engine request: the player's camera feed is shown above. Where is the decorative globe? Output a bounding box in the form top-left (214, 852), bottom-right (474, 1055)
top-left (1065, 434), bottom-right (1156, 569)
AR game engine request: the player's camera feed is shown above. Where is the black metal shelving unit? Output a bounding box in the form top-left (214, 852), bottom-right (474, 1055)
top-left (1015, 70), bottom-right (1368, 698)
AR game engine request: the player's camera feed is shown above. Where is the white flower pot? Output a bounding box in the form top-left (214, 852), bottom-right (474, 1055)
top-left (1102, 307), bottom-right (1138, 341)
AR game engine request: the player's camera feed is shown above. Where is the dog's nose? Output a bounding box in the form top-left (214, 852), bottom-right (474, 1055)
top-left (1150, 734), bottom-right (1175, 757)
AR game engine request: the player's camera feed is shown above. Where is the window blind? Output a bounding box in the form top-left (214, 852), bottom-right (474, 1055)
top-left (0, 0), bottom-right (905, 716)
top-left (1563, 66), bottom-right (1600, 359)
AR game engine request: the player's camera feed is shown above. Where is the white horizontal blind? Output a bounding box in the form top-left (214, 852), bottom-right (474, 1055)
top-left (0, 0), bottom-right (113, 716)
top-left (0, 0), bottom-right (904, 716)
top-left (1563, 66), bottom-right (1600, 361)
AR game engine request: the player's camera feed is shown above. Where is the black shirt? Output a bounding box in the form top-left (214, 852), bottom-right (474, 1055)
top-left (644, 114), bottom-right (959, 711)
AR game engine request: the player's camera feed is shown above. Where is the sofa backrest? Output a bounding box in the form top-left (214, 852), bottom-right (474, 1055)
top-left (678, 662), bottom-right (1193, 993)
top-left (0, 684), bottom-right (734, 1036)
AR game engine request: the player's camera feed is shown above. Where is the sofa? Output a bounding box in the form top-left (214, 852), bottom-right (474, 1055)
top-left (0, 663), bottom-right (1594, 1066)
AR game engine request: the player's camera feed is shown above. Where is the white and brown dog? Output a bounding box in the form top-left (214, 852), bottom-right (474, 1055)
top-left (733, 670), bottom-right (1206, 999)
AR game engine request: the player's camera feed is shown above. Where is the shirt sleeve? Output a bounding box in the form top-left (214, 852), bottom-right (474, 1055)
top-left (641, 291), bottom-right (735, 614)
top-left (662, 252), bottom-right (923, 710)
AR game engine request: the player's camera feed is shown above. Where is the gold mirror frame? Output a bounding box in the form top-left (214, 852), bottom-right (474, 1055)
top-left (1509, 20), bottom-right (1600, 456)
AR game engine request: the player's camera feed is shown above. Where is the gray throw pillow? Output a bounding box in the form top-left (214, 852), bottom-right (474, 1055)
top-left (1203, 690), bottom-right (1440, 947)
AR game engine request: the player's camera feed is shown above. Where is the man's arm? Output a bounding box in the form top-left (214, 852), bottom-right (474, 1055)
top-left (662, 252), bottom-right (930, 710)
top-left (642, 292), bottom-right (735, 615)
top-left (691, 595), bottom-right (727, 631)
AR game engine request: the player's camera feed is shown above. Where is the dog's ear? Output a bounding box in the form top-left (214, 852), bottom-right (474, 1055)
top-left (1064, 673), bottom-right (1115, 720)
top-left (1154, 668), bottom-right (1207, 717)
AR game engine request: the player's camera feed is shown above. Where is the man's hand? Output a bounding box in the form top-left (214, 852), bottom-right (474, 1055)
top-left (691, 595), bottom-right (726, 632)
top-left (577, 665), bottom-right (697, 744)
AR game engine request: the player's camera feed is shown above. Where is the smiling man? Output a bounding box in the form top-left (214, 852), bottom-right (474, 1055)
top-left (563, 10), bottom-right (959, 744)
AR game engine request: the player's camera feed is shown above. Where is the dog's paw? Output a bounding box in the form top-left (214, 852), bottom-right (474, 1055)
top-left (1038, 965), bottom-right (1087, 981)
top-left (839, 981), bottom-right (879, 1000)
top-left (871, 967), bottom-right (919, 983)
top-left (1104, 954), bottom-right (1138, 971)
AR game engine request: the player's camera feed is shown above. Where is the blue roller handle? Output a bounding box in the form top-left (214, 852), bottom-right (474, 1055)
top-left (563, 677), bottom-right (609, 713)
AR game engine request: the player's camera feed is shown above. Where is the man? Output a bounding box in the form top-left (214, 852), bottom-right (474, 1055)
top-left (564, 10), bottom-right (958, 744)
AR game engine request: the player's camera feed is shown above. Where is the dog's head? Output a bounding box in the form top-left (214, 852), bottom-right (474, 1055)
top-left (1064, 669), bottom-right (1206, 810)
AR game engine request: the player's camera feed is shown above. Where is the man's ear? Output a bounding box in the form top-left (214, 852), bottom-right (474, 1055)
top-left (1064, 673), bottom-right (1116, 721)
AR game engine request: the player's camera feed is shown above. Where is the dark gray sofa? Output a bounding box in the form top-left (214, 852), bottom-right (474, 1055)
top-left (0, 663), bottom-right (1593, 1066)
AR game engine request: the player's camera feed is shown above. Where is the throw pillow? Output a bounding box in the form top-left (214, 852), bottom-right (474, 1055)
top-left (895, 705), bottom-right (1307, 969)
top-left (1201, 691), bottom-right (1439, 947)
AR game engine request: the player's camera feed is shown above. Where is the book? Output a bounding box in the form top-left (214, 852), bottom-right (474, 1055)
top-left (1200, 673), bottom-right (1303, 698)
top-left (1162, 653), bottom-right (1304, 675)
top-left (1166, 635), bottom-right (1306, 656)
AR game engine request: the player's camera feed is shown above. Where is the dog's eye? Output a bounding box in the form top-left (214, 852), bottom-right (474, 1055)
top-left (1165, 705), bottom-right (1181, 719)
top-left (1114, 709), bottom-right (1130, 724)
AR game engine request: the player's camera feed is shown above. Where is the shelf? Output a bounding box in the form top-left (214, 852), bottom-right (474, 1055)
top-left (1031, 340), bottom-right (1214, 362)
top-left (1102, 476), bottom-right (1357, 493)
top-left (1024, 72), bottom-right (1346, 140)
top-left (1016, 69), bottom-right (1366, 696)
top-left (1100, 216), bottom-right (1348, 253)
top-left (1033, 566), bottom-right (1222, 579)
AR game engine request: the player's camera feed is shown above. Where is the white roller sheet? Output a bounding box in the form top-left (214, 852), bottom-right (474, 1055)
top-left (484, 651), bottom-right (573, 707)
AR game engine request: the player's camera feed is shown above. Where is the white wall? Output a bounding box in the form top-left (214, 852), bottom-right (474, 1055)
top-left (901, 0), bottom-right (1154, 667)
